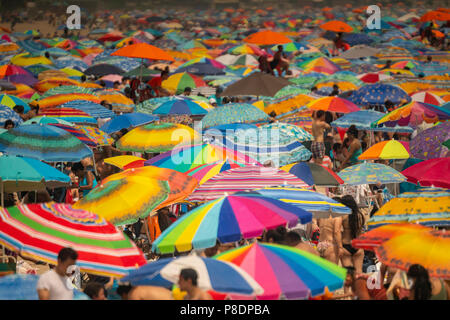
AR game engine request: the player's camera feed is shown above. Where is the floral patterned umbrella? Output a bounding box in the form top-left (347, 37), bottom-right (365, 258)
top-left (338, 162), bottom-right (406, 185)
top-left (410, 122), bottom-right (450, 160)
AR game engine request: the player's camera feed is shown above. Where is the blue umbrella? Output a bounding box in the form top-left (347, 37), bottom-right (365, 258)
top-left (152, 98), bottom-right (208, 116)
top-left (176, 63), bottom-right (226, 76)
top-left (348, 83), bottom-right (411, 107)
top-left (100, 113), bottom-right (159, 134)
top-left (0, 105), bottom-right (22, 127)
top-left (331, 110), bottom-right (413, 132)
top-left (62, 100), bottom-right (115, 119)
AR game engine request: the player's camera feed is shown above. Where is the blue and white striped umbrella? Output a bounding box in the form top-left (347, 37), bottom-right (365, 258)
top-left (61, 100), bottom-right (115, 119)
top-left (0, 105), bottom-right (22, 127)
top-left (121, 255), bottom-right (264, 296)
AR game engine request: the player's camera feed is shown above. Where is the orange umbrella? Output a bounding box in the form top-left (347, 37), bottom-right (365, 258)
top-left (203, 39), bottom-right (227, 48)
top-left (437, 8), bottom-right (450, 13)
top-left (322, 7), bottom-right (332, 12)
top-left (432, 30), bottom-right (445, 38)
top-left (420, 10), bottom-right (450, 22)
top-left (320, 20), bottom-right (353, 33)
top-left (111, 43), bottom-right (174, 61)
top-left (243, 30), bottom-right (292, 45)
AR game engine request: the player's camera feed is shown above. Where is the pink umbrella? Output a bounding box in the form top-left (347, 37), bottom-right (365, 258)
top-left (82, 53), bottom-right (100, 66)
top-left (101, 74), bottom-right (123, 82)
top-left (401, 158), bottom-right (450, 188)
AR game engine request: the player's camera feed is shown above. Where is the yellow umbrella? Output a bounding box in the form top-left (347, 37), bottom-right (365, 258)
top-left (37, 70), bottom-right (70, 81)
top-left (116, 122), bottom-right (201, 153)
top-left (60, 67), bottom-right (85, 77)
top-left (104, 155), bottom-right (145, 169)
top-left (316, 81), bottom-right (359, 91)
top-left (265, 94), bottom-right (314, 115)
top-left (380, 69), bottom-right (415, 76)
top-left (10, 53), bottom-right (52, 66)
top-left (397, 82), bottom-right (436, 95)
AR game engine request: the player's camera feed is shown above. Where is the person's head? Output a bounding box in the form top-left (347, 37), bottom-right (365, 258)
top-left (203, 241), bottom-right (220, 257)
top-left (13, 105), bottom-right (24, 115)
top-left (178, 268), bottom-right (198, 291)
top-left (333, 195), bottom-right (364, 239)
top-left (407, 264), bottom-right (432, 300)
top-left (284, 231), bottom-right (301, 247)
top-left (81, 75), bottom-right (86, 82)
top-left (71, 162), bottom-right (85, 178)
top-left (427, 55), bottom-right (432, 62)
top-left (315, 110), bottom-right (326, 120)
top-left (333, 84), bottom-right (339, 90)
top-left (3, 119), bottom-right (14, 129)
top-left (277, 45), bottom-right (283, 52)
top-left (99, 80), bottom-right (106, 87)
top-left (347, 125), bottom-right (358, 141)
top-left (84, 282), bottom-right (107, 300)
top-left (209, 98), bottom-right (217, 106)
top-left (332, 142), bottom-right (342, 154)
top-left (116, 284), bottom-right (133, 300)
top-left (265, 226), bottom-right (287, 244)
top-left (30, 104), bottom-right (39, 114)
top-left (183, 87), bottom-right (191, 96)
top-left (113, 81), bottom-right (120, 89)
top-left (44, 51), bottom-right (50, 59)
top-left (344, 266), bottom-right (356, 287)
top-left (161, 70), bottom-right (169, 81)
top-left (385, 60), bottom-right (392, 67)
top-left (311, 86), bottom-right (318, 93)
top-left (57, 247), bottom-right (78, 274)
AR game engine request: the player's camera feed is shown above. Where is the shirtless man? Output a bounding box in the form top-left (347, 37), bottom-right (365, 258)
top-left (311, 110), bottom-right (331, 165)
top-left (178, 268), bottom-right (212, 300)
top-left (284, 231), bottom-right (319, 256)
top-left (117, 284), bottom-right (174, 300)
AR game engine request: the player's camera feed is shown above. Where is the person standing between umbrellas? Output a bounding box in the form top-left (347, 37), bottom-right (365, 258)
top-left (337, 125), bottom-right (363, 171)
top-left (311, 110), bottom-right (331, 165)
top-left (37, 247), bottom-right (78, 300)
top-left (148, 70), bottom-right (170, 97)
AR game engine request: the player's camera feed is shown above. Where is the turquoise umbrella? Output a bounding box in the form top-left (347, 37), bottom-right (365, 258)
top-left (338, 162), bottom-right (406, 185)
top-left (201, 103), bottom-right (269, 129)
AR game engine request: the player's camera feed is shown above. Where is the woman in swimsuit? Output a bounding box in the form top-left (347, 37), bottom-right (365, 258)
top-left (337, 125), bottom-right (362, 171)
top-left (316, 217), bottom-right (340, 264)
top-left (334, 195), bottom-right (366, 275)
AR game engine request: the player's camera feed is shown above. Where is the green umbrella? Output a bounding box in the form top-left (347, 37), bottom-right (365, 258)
top-left (443, 139), bottom-right (450, 150)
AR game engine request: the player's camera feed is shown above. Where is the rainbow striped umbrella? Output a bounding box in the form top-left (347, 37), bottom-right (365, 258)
top-left (145, 143), bottom-right (259, 173)
top-left (0, 203), bottom-right (147, 277)
top-left (95, 89), bottom-right (134, 113)
top-left (152, 98), bottom-right (208, 116)
top-left (186, 159), bottom-right (248, 185)
top-left (116, 123), bottom-right (200, 153)
top-left (39, 107), bottom-right (97, 124)
top-left (215, 243), bottom-right (346, 299)
top-left (74, 125), bottom-right (114, 146)
top-left (34, 93), bottom-right (101, 109)
top-left (0, 124), bottom-right (93, 162)
top-left (48, 123), bottom-right (97, 147)
top-left (23, 116), bottom-right (74, 126)
top-left (306, 96), bottom-right (359, 113)
top-left (297, 57), bottom-right (340, 74)
top-left (152, 193), bottom-right (312, 254)
top-left (187, 166), bottom-right (309, 202)
top-left (368, 188), bottom-right (450, 230)
top-left (162, 72), bottom-right (207, 95)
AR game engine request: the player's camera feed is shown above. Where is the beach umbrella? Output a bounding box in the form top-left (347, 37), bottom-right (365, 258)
top-left (103, 155), bottom-right (145, 170)
top-left (297, 57), bottom-right (340, 75)
top-left (420, 10), bottom-right (450, 22)
top-left (281, 162), bottom-right (344, 187)
top-left (259, 122), bottom-right (313, 142)
top-left (201, 103), bottom-right (270, 129)
top-left (23, 116), bottom-right (74, 126)
top-left (243, 30), bottom-right (292, 45)
top-left (375, 230), bottom-right (450, 279)
top-left (0, 94), bottom-right (29, 112)
top-left (84, 64), bottom-right (125, 77)
top-left (215, 242), bottom-right (346, 299)
top-left (349, 83), bottom-right (411, 107)
top-left (338, 162), bottom-right (406, 185)
top-left (186, 159), bottom-right (248, 185)
top-left (111, 42), bottom-right (174, 61)
top-left (162, 72), bottom-right (207, 95)
top-left (95, 89), bottom-right (135, 113)
top-left (187, 166), bottom-right (309, 202)
top-left (121, 256), bottom-right (263, 296)
top-left (100, 113), bottom-right (159, 134)
top-left (176, 62), bottom-right (226, 76)
top-left (145, 143), bottom-right (259, 173)
top-left (33, 93), bottom-right (101, 108)
top-left (410, 122), bottom-right (450, 160)
top-left (61, 100), bottom-right (115, 120)
top-left (358, 140), bottom-right (410, 160)
top-left (39, 86), bottom-right (96, 99)
top-left (254, 186), bottom-right (351, 218)
top-left (330, 110), bottom-right (413, 132)
top-left (152, 97), bottom-right (208, 116)
top-left (116, 123), bottom-right (200, 153)
top-left (74, 125), bottom-right (114, 147)
top-left (0, 80), bottom-right (16, 91)
top-left (0, 105), bottom-right (22, 127)
top-left (356, 73), bottom-right (393, 84)
top-left (152, 193), bottom-right (312, 254)
top-left (352, 223), bottom-right (432, 252)
top-left (411, 92), bottom-right (445, 106)
top-left (0, 203), bottom-right (147, 277)
top-left (305, 96), bottom-right (359, 113)
top-left (47, 123), bottom-right (97, 147)
top-left (371, 101), bottom-right (450, 129)
top-left (0, 124), bottom-right (92, 162)
top-left (320, 20), bottom-right (353, 33)
top-left (0, 64), bottom-right (37, 86)
top-left (73, 176), bottom-right (170, 226)
top-left (38, 107), bottom-right (97, 125)
top-left (220, 72), bottom-right (291, 97)
top-left (367, 188), bottom-right (450, 230)
top-left (401, 158), bottom-right (450, 189)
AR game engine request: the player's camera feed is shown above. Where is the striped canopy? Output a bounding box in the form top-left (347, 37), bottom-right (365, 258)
top-left (0, 203), bottom-right (147, 277)
top-left (39, 107), bottom-right (97, 124)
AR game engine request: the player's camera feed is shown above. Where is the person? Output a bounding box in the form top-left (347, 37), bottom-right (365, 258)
top-left (329, 84), bottom-right (340, 96)
top-left (258, 54), bottom-right (273, 75)
top-left (183, 87), bottom-right (192, 96)
top-left (37, 247), bottom-right (78, 300)
top-left (26, 104), bottom-right (39, 120)
top-left (71, 162), bottom-right (98, 198)
top-left (335, 266), bottom-right (387, 300)
top-left (311, 110), bottom-right (331, 165)
top-left (84, 282), bottom-right (107, 300)
top-left (178, 268), bottom-right (212, 300)
top-left (337, 125), bottom-right (362, 170)
top-left (316, 216), bottom-right (340, 264)
top-left (13, 105), bottom-right (26, 121)
top-left (270, 45), bottom-right (290, 76)
top-left (284, 231), bottom-right (319, 256)
top-left (3, 119), bottom-right (14, 129)
top-left (333, 195), bottom-right (366, 275)
top-left (148, 70), bottom-right (170, 97)
top-left (406, 264), bottom-right (450, 300)
top-left (264, 226), bottom-right (287, 244)
top-left (117, 284), bottom-right (173, 300)
top-left (113, 81), bottom-right (120, 90)
top-left (209, 98), bottom-right (218, 107)
top-left (65, 168), bottom-right (79, 204)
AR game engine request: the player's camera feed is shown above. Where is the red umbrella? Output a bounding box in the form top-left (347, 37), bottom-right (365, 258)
top-left (401, 158), bottom-right (450, 189)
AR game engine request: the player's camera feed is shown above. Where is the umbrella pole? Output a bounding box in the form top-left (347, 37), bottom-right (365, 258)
top-left (1, 181), bottom-right (4, 207)
top-left (92, 155), bottom-right (99, 178)
top-left (140, 58), bottom-right (143, 82)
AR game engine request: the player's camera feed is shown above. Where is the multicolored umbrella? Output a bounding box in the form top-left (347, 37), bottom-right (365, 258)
top-left (0, 94), bottom-right (30, 113)
top-left (254, 186), bottom-right (351, 218)
top-left (152, 98), bottom-right (208, 116)
top-left (145, 143), bottom-right (259, 173)
top-left (116, 123), bottom-right (200, 153)
top-left (330, 110), bottom-right (413, 132)
top-left (338, 162), bottom-right (406, 185)
top-left (259, 122), bottom-right (313, 142)
top-left (187, 166), bottom-right (309, 202)
top-left (121, 255), bottom-right (263, 296)
top-left (371, 101), bottom-right (450, 129)
top-left (281, 162), bottom-right (344, 187)
top-left (358, 140), bottom-right (410, 160)
top-left (47, 123), bottom-right (97, 147)
top-left (305, 96), bottom-right (359, 113)
top-left (103, 155), bottom-right (145, 170)
top-left (410, 122), bottom-right (450, 160)
top-left (375, 230), bottom-right (450, 279)
top-left (152, 193), bottom-right (312, 254)
top-left (368, 188), bottom-right (450, 230)
top-left (74, 125), bottom-right (114, 146)
top-left (0, 105), bottom-right (22, 127)
top-left (186, 159), bottom-right (248, 185)
top-left (73, 176), bottom-right (170, 226)
top-left (0, 203), bottom-right (147, 277)
top-left (34, 93), bottom-right (101, 109)
top-left (38, 107), bottom-right (97, 124)
top-left (401, 158), bottom-right (450, 189)
top-left (298, 57), bottom-right (340, 75)
top-left (352, 223), bottom-right (432, 252)
top-left (349, 83), bottom-right (411, 107)
top-left (215, 242), bottom-right (346, 299)
top-left (0, 124), bottom-right (93, 162)
top-left (95, 89), bottom-right (134, 113)
top-left (411, 92), bottom-right (445, 106)
top-left (23, 116), bottom-right (74, 126)
top-left (201, 103), bottom-right (270, 129)
top-left (162, 72), bottom-right (207, 95)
